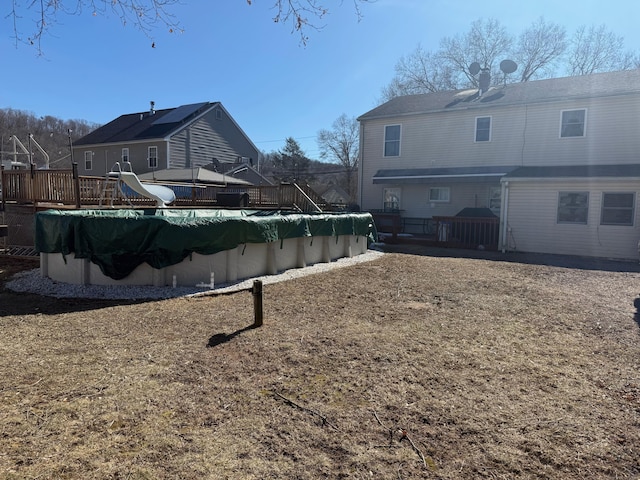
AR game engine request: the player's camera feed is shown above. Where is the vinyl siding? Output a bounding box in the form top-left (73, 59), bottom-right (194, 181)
top-left (504, 179), bottom-right (640, 260)
top-left (168, 109), bottom-right (259, 169)
top-left (76, 142), bottom-right (168, 176)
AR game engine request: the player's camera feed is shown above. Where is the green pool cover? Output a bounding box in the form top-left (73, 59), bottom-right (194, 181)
top-left (35, 209), bottom-right (377, 280)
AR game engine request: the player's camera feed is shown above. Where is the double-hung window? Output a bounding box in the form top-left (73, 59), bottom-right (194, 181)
top-left (557, 192), bottom-right (589, 224)
top-left (148, 146), bottom-right (158, 169)
top-left (560, 109), bottom-right (586, 138)
top-left (475, 116), bottom-right (491, 142)
top-left (601, 193), bottom-right (634, 226)
top-left (84, 151), bottom-right (92, 171)
top-left (121, 148), bottom-right (129, 163)
top-left (384, 125), bottom-right (401, 157)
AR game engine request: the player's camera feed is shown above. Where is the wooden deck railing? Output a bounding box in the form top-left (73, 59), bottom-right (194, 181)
top-left (0, 167), bottom-right (334, 212)
top-left (433, 216), bottom-right (500, 250)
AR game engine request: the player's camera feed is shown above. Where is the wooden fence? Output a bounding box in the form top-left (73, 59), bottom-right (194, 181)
top-left (1, 166), bottom-right (335, 213)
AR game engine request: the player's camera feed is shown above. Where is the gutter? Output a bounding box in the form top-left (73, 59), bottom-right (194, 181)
top-left (373, 173), bottom-right (508, 181)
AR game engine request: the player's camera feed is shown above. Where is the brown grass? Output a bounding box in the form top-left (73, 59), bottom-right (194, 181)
top-left (1, 249), bottom-right (639, 479)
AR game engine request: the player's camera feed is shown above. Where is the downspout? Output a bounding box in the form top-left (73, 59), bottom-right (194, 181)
top-left (358, 123), bottom-right (364, 209)
top-left (500, 180), bottom-right (509, 253)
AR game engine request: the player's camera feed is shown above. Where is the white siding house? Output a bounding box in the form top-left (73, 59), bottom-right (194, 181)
top-left (357, 70), bottom-right (640, 260)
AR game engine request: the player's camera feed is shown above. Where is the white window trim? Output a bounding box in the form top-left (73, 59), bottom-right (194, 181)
top-left (121, 148), bottom-right (129, 163)
top-left (474, 116), bottom-right (492, 142)
top-left (600, 192), bottom-right (635, 226)
top-left (559, 108), bottom-right (587, 138)
top-left (557, 191), bottom-right (589, 225)
top-left (383, 124), bottom-right (401, 157)
top-left (84, 151), bottom-right (93, 171)
top-left (428, 186), bottom-right (450, 203)
top-left (148, 146), bottom-right (158, 168)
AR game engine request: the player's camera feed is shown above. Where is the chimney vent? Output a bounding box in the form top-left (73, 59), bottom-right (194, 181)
top-left (478, 69), bottom-right (490, 95)
top-left (150, 101), bottom-right (156, 115)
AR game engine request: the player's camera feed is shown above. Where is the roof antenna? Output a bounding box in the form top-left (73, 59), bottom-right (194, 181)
top-left (150, 101), bottom-right (156, 115)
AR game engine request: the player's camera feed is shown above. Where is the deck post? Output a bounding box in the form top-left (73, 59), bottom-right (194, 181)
top-left (72, 163), bottom-right (81, 208)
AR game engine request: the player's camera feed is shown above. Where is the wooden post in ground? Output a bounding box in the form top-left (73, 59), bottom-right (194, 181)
top-left (252, 280), bottom-right (263, 327)
top-left (72, 163), bottom-right (81, 209)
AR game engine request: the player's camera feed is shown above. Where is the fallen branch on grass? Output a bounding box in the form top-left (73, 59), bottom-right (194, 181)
top-left (274, 392), bottom-right (340, 431)
top-left (373, 411), bottom-right (428, 468)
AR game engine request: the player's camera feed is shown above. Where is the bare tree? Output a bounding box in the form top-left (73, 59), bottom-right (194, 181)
top-left (439, 18), bottom-right (513, 86)
top-left (7, 0), bottom-right (182, 53)
top-left (7, 0), bottom-right (372, 53)
top-left (379, 45), bottom-right (458, 101)
top-left (568, 24), bottom-right (635, 75)
top-left (317, 114), bottom-right (359, 200)
top-left (382, 18), bottom-right (639, 101)
top-left (265, 0), bottom-right (373, 45)
top-left (382, 18), bottom-right (514, 100)
top-left (515, 17), bottom-right (566, 82)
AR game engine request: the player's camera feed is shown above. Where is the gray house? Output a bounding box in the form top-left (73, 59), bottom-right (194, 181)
top-left (358, 69), bottom-right (640, 260)
top-left (74, 101), bottom-right (260, 177)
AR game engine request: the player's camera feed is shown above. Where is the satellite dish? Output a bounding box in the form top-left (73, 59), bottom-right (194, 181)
top-left (469, 62), bottom-right (481, 75)
top-left (500, 59), bottom-right (518, 74)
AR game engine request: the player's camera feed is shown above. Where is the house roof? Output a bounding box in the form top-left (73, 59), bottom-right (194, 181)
top-left (137, 167), bottom-right (251, 185)
top-left (503, 164), bottom-right (640, 180)
top-left (373, 166), bottom-right (520, 184)
top-left (75, 102), bottom-right (218, 145)
top-left (358, 70), bottom-right (640, 120)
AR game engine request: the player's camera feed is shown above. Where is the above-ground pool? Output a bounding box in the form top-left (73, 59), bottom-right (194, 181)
top-left (36, 209), bottom-right (377, 287)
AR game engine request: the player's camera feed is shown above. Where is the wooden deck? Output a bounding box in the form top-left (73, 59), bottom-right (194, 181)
top-left (1, 165), bottom-right (336, 213)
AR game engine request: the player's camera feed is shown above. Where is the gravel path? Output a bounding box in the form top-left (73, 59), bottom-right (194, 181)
top-left (6, 249), bottom-right (385, 300)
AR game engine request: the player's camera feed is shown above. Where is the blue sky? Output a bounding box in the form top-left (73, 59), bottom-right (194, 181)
top-left (2, 0), bottom-right (639, 160)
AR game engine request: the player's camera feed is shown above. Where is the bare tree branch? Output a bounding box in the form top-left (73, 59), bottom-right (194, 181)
top-left (8, 0), bottom-right (372, 53)
top-left (317, 114), bottom-right (359, 200)
top-left (8, 0), bottom-right (182, 54)
top-left (568, 24), bottom-right (631, 75)
top-left (515, 17), bottom-right (566, 82)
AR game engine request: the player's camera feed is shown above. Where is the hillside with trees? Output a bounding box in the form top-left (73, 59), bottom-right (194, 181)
top-left (0, 109), bottom-right (98, 169)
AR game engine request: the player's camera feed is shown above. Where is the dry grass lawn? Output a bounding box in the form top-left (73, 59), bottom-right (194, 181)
top-left (1, 247), bottom-right (640, 479)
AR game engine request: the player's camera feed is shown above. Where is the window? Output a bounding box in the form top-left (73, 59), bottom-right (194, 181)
top-left (560, 109), bottom-right (586, 137)
top-left (557, 191), bottom-right (589, 224)
top-left (383, 188), bottom-right (401, 212)
top-left (429, 187), bottom-right (450, 203)
top-left (601, 192), bottom-right (634, 226)
top-left (121, 148), bottom-right (129, 163)
top-left (384, 125), bottom-right (401, 157)
top-left (475, 116), bottom-right (491, 142)
top-left (84, 151), bottom-right (92, 170)
top-left (148, 146), bottom-right (158, 168)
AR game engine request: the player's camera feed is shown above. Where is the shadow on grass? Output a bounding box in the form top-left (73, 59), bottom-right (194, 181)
top-left (0, 291), bottom-right (152, 317)
top-left (207, 324), bottom-right (260, 348)
top-left (378, 244), bottom-right (640, 273)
